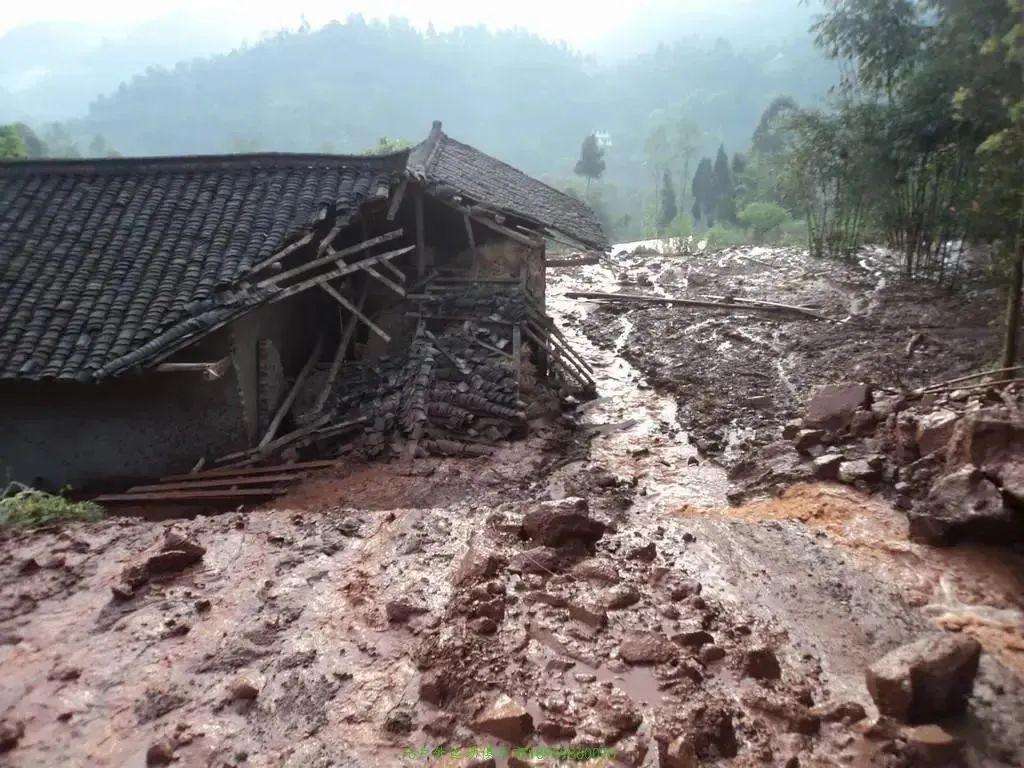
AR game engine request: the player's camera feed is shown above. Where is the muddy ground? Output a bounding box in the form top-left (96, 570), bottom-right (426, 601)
top-left (1, 246), bottom-right (1023, 767)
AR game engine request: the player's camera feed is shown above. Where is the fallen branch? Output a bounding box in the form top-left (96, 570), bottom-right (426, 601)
top-left (919, 377), bottom-right (1024, 397)
top-left (918, 365), bottom-right (1024, 394)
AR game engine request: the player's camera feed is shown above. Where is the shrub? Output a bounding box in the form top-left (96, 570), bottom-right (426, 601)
top-left (705, 224), bottom-right (748, 248)
top-left (738, 202), bottom-right (790, 242)
top-left (0, 488), bottom-right (105, 528)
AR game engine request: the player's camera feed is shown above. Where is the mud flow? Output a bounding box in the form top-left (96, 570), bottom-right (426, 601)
top-left (2, 246), bottom-right (1023, 767)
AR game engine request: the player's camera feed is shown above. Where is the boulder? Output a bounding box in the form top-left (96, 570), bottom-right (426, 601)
top-left (838, 459), bottom-right (881, 485)
top-left (510, 545), bottom-right (576, 575)
top-left (804, 383), bottom-right (871, 432)
top-left (945, 414), bottom-right (1024, 471)
top-left (865, 633), bottom-right (981, 723)
top-left (908, 464), bottom-right (1021, 545)
top-left (794, 429), bottom-right (826, 455)
top-left (418, 669), bottom-right (448, 705)
top-left (915, 409), bottom-right (959, 457)
top-left (812, 453), bottom-right (843, 480)
top-left (521, 498), bottom-right (605, 548)
top-left (146, 529), bottom-right (206, 575)
top-left (620, 632), bottom-right (676, 665)
top-left (454, 541), bottom-right (504, 586)
top-left (471, 695), bottom-right (534, 743)
top-left (568, 599), bottom-right (608, 629)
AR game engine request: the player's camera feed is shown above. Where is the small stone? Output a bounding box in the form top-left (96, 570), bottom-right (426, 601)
top-left (568, 600), bottom-right (608, 629)
top-left (146, 740), bottom-right (175, 766)
top-left (743, 647), bottom-right (781, 680)
top-left (629, 542), bottom-right (657, 562)
top-left (385, 599), bottom-right (426, 624)
top-left (794, 429), bottom-right (825, 455)
top-left (603, 586), bottom-right (641, 610)
top-left (668, 578), bottom-right (702, 601)
top-left (915, 410), bottom-right (959, 456)
top-left (226, 677), bottom-right (259, 701)
top-left (454, 541), bottom-right (503, 586)
top-left (662, 736), bottom-right (698, 767)
top-left (812, 453), bottom-right (843, 480)
top-left (620, 632), bottom-right (675, 665)
top-left (674, 629), bottom-right (714, 649)
top-left (469, 617), bottom-right (498, 635)
top-left (521, 497), bottom-right (605, 548)
top-left (804, 383), bottom-right (871, 432)
top-left (838, 459), bottom-right (881, 485)
top-left (419, 669), bottom-right (448, 705)
top-left (700, 645), bottom-right (726, 664)
top-left (471, 695), bottom-right (534, 742)
top-left (811, 700), bottom-right (866, 724)
top-left (901, 724), bottom-right (964, 765)
top-left (0, 720), bottom-right (24, 753)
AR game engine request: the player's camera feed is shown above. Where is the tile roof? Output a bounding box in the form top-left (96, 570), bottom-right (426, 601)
top-left (0, 153), bottom-right (404, 381)
top-left (408, 122), bottom-right (608, 251)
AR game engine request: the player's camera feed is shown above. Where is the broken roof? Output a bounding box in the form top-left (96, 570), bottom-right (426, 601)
top-left (0, 124), bottom-right (605, 383)
top-left (409, 122), bottom-right (608, 251)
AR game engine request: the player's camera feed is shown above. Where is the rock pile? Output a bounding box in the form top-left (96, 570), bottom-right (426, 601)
top-left (733, 379), bottom-right (1024, 547)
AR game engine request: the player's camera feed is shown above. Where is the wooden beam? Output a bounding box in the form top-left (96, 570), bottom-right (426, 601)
top-left (320, 282), bottom-right (391, 342)
top-left (424, 329), bottom-right (470, 376)
top-left (315, 220), bottom-right (347, 257)
top-left (312, 283), bottom-right (368, 413)
top-left (94, 488), bottom-right (285, 504)
top-left (564, 291), bottom-right (828, 319)
top-left (363, 265), bottom-right (406, 297)
top-left (386, 177), bottom-right (409, 221)
top-left (257, 229), bottom-right (404, 289)
top-left (154, 357), bottom-right (231, 380)
top-left (377, 256), bottom-right (406, 283)
top-left (415, 189), bottom-right (426, 277)
top-left (268, 245), bottom-right (415, 304)
top-left (513, 325), bottom-right (522, 372)
top-left (463, 214), bottom-right (479, 277)
top-left (249, 231), bottom-right (314, 275)
top-left (257, 334), bottom-right (324, 450)
top-left (127, 473), bottom-right (302, 493)
top-left (163, 460), bottom-right (340, 482)
top-left (467, 209), bottom-right (543, 248)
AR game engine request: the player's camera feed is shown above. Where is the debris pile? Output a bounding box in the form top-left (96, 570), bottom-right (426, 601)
top-left (730, 375), bottom-right (1024, 546)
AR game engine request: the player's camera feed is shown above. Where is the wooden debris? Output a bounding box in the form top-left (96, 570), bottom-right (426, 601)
top-left (94, 488), bottom-right (286, 504)
top-left (546, 255), bottom-right (600, 268)
top-left (257, 335), bottom-right (325, 450)
top-left (918, 366), bottom-right (1024, 394)
top-left (320, 282), bottom-right (391, 342)
top-left (258, 229), bottom-right (404, 289)
top-left (565, 291), bottom-right (828, 319)
top-left (163, 460), bottom-right (339, 482)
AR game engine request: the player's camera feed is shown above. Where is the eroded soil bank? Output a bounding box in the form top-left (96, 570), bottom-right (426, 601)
top-left (1, 246), bottom-right (1022, 767)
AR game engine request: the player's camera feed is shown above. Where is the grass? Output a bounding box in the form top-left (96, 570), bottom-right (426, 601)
top-left (0, 488), bottom-right (105, 529)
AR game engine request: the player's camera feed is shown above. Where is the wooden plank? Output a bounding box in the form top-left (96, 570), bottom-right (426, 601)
top-left (415, 189), bottom-right (426, 277)
top-left (127, 473), bottom-right (303, 493)
top-left (268, 245), bottom-right (414, 304)
top-left (564, 291), bottom-right (829, 319)
top-left (315, 220), bottom-right (347, 257)
top-left (312, 283), bottom-right (368, 413)
top-left (258, 229), bottom-right (404, 289)
top-left (94, 488), bottom-right (285, 504)
top-left (249, 231), bottom-right (314, 274)
top-left (163, 460), bottom-right (339, 482)
top-left (404, 312), bottom-right (513, 326)
top-left (513, 325), bottom-right (522, 372)
top-left (467, 209), bottom-right (543, 248)
top-left (155, 357), bottom-right (231, 379)
top-left (386, 177), bottom-right (409, 221)
top-left (424, 329), bottom-right (470, 375)
top-left (363, 265), bottom-right (406, 296)
top-left (320, 282), bottom-right (391, 342)
top-left (377, 256), bottom-right (406, 283)
top-left (257, 334), bottom-right (325, 449)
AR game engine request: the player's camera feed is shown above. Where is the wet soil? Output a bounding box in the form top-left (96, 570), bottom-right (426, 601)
top-left (1, 245), bottom-right (1022, 767)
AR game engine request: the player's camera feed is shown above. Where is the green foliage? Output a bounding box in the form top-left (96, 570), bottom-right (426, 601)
top-left (705, 224), bottom-right (748, 249)
top-left (0, 125), bottom-right (27, 160)
top-left (574, 134), bottom-right (606, 186)
top-left (712, 144), bottom-right (737, 223)
top-left (738, 202), bottom-right (790, 242)
top-left (691, 157), bottom-right (715, 226)
top-left (658, 170), bottom-right (677, 232)
top-left (0, 489), bottom-right (105, 529)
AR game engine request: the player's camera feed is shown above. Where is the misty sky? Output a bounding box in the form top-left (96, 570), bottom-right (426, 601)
top-left (1, 0), bottom-right (773, 50)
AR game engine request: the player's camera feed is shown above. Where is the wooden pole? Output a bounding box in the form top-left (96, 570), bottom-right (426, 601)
top-left (415, 189), bottom-right (426, 277)
top-left (257, 334), bottom-right (324, 449)
top-left (464, 214), bottom-right (479, 278)
top-left (312, 283), bottom-right (368, 413)
top-left (1001, 237), bottom-right (1023, 369)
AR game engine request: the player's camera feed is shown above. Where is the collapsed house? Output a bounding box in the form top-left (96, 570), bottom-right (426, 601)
top-left (0, 122), bottom-right (606, 497)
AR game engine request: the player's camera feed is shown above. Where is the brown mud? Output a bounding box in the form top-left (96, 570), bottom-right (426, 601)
top-left (0, 245), bottom-right (1021, 767)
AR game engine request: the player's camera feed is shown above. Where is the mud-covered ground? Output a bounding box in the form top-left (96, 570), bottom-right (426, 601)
top-left (568, 246), bottom-right (1001, 461)
top-left (1, 246), bottom-right (1023, 768)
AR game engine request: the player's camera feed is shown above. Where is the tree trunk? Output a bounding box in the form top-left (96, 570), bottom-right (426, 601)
top-left (1002, 237), bottom-right (1024, 369)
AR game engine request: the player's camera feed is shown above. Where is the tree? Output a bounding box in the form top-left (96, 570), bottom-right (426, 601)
top-left (712, 144), bottom-right (736, 223)
top-left (364, 137), bottom-right (411, 155)
top-left (691, 158), bottom-right (715, 227)
top-left (658, 170), bottom-right (678, 233)
top-left (574, 134), bottom-right (606, 190)
top-left (0, 126), bottom-right (27, 159)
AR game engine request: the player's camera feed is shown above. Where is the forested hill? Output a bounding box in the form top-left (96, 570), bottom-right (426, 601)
top-left (68, 17), bottom-right (835, 180)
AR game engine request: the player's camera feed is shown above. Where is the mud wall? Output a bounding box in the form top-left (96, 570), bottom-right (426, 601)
top-left (0, 295), bottom-right (322, 492)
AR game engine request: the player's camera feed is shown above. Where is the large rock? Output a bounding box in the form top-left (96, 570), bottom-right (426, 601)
top-left (803, 383), bottom-right (871, 432)
top-left (915, 409), bottom-right (959, 457)
top-left (908, 464), bottom-right (1021, 545)
top-left (865, 633), bottom-right (981, 723)
top-left (454, 540), bottom-right (504, 586)
top-left (945, 414), bottom-right (1024, 471)
top-left (521, 498), bottom-right (605, 548)
top-left (471, 695), bottom-right (534, 742)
